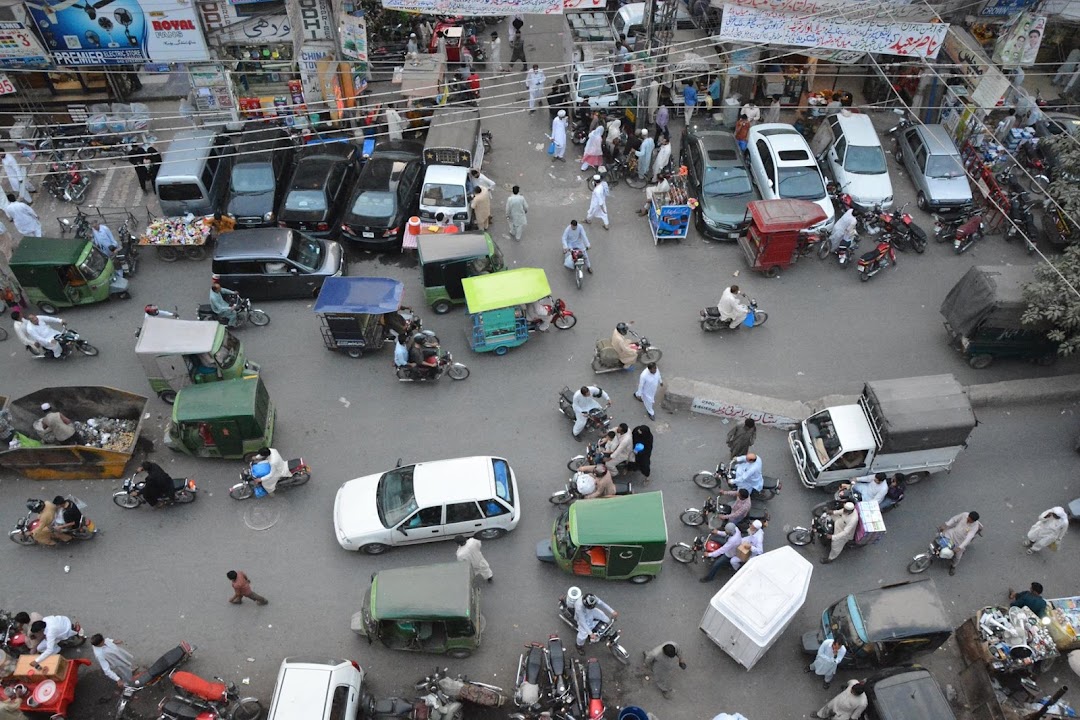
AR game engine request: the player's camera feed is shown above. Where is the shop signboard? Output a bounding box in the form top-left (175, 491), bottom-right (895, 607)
top-left (564, 0), bottom-right (604, 8)
top-left (0, 21), bottom-right (50, 67)
top-left (27, 0), bottom-right (210, 65)
top-left (802, 47), bottom-right (865, 63)
top-left (991, 12), bottom-right (1045, 66)
top-left (717, 0), bottom-right (933, 20)
top-left (287, 0), bottom-right (335, 42)
top-left (299, 41), bottom-right (333, 104)
top-left (381, 0), bottom-right (564, 14)
top-left (718, 5), bottom-right (948, 59)
top-left (340, 12), bottom-right (368, 74)
top-left (216, 14), bottom-right (293, 43)
top-left (941, 27), bottom-right (990, 83)
top-left (980, 0), bottom-right (1037, 16)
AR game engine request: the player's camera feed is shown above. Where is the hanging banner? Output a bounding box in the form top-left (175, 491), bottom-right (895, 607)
top-left (27, 0), bottom-right (209, 66)
top-left (215, 14), bottom-right (292, 44)
top-left (0, 21), bottom-right (50, 67)
top-left (718, 5), bottom-right (948, 59)
top-left (716, 0), bottom-right (933, 21)
top-left (299, 40), bottom-right (333, 104)
top-left (340, 13), bottom-right (368, 68)
top-left (380, 0), bottom-right (563, 15)
top-left (991, 12), bottom-right (1045, 66)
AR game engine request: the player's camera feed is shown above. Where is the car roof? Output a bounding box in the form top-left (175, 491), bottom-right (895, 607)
top-left (214, 228), bottom-right (293, 260)
top-left (412, 456), bottom-right (496, 506)
top-left (831, 113), bottom-right (880, 146)
top-left (298, 141), bottom-right (356, 160)
top-left (868, 668), bottom-right (955, 720)
top-left (851, 580), bottom-right (952, 641)
top-left (355, 156), bottom-right (414, 192)
top-left (292, 157), bottom-right (347, 187)
top-left (423, 165), bottom-right (469, 183)
top-left (161, 129), bottom-right (226, 176)
top-left (370, 562), bottom-right (474, 620)
top-left (913, 125), bottom-right (959, 156)
top-left (231, 127), bottom-right (292, 164)
top-left (372, 139), bottom-right (425, 161)
top-left (569, 492), bottom-right (668, 545)
top-left (691, 130), bottom-right (742, 166)
top-left (749, 124), bottom-right (815, 164)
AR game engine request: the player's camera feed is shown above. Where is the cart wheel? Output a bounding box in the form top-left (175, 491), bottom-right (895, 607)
top-left (346, 348), bottom-right (363, 358)
top-left (158, 247), bottom-right (179, 262)
top-left (968, 354), bottom-right (993, 369)
top-left (680, 509), bottom-right (706, 527)
top-left (787, 527), bottom-right (813, 546)
top-left (432, 299), bottom-right (452, 314)
top-left (185, 246), bottom-right (207, 261)
top-left (494, 345), bottom-right (509, 356)
top-left (669, 544), bottom-right (695, 563)
top-left (553, 314), bottom-right (577, 329)
top-left (765, 266), bottom-right (780, 278)
top-left (692, 472), bottom-right (718, 489)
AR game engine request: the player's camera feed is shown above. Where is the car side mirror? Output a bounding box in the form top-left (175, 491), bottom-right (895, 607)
top-left (398, 526), bottom-right (409, 535)
top-left (395, 457), bottom-right (403, 468)
top-left (289, 268), bottom-right (298, 274)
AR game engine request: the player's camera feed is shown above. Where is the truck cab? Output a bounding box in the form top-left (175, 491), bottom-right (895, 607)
top-left (573, 62), bottom-right (621, 108)
top-left (791, 404), bottom-right (877, 491)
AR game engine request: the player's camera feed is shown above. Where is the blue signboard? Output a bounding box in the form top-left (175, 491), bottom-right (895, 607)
top-left (981, 0), bottom-right (1037, 17)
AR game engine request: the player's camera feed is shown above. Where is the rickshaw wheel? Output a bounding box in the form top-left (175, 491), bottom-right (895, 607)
top-left (494, 346), bottom-right (509, 356)
top-left (679, 510), bottom-right (706, 527)
top-left (432, 300), bottom-right (453, 315)
top-left (627, 575), bottom-right (651, 585)
top-left (159, 391), bottom-right (177, 405)
top-left (346, 348), bottom-right (363, 358)
top-left (968, 354), bottom-right (993, 369)
top-left (787, 527), bottom-right (813, 546)
top-left (448, 364), bottom-right (470, 380)
top-left (554, 314), bottom-right (577, 330)
top-left (669, 544), bottom-right (695, 563)
top-left (38, 302), bottom-right (59, 315)
top-left (447, 648), bottom-right (472, 659)
top-left (248, 310), bottom-right (270, 326)
top-left (765, 266), bottom-right (780, 278)
top-left (360, 543), bottom-right (389, 555)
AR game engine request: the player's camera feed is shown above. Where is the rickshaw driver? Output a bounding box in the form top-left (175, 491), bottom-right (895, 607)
top-left (574, 593), bottom-right (618, 654)
top-left (571, 386), bottom-right (611, 438)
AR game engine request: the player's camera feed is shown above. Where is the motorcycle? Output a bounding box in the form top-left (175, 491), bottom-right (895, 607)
top-left (567, 249), bottom-right (588, 290)
top-left (229, 457), bottom-right (310, 500)
top-left (113, 473), bottom-right (198, 509)
top-left (856, 236), bottom-right (897, 282)
top-left (785, 487), bottom-right (863, 548)
top-left (24, 326), bottom-right (100, 359)
top-left (877, 203), bottom-right (927, 253)
top-left (557, 386), bottom-right (611, 436)
top-left (669, 529), bottom-right (727, 565)
top-left (114, 220), bottom-right (140, 277)
top-left (545, 635), bottom-right (576, 712)
top-left (550, 469), bottom-right (633, 505)
top-left (1005, 191), bottom-right (1039, 255)
top-left (115, 641), bottom-right (196, 720)
top-left (907, 534), bottom-right (957, 574)
top-left (826, 181), bottom-right (855, 216)
top-left (577, 658), bottom-right (605, 720)
top-left (679, 494), bottom-right (770, 533)
top-left (591, 327), bottom-right (662, 374)
top-left (9, 497), bottom-right (97, 546)
top-left (364, 679), bottom-right (463, 720)
top-left (156, 670), bottom-right (262, 720)
top-left (197, 295), bottom-right (270, 328)
top-left (691, 460), bottom-right (781, 500)
top-left (529, 297), bottom-right (577, 331)
top-left (565, 439), bottom-right (634, 476)
top-left (936, 210), bottom-right (985, 255)
top-left (814, 224), bottom-right (859, 266)
top-left (416, 667), bottom-right (506, 708)
top-left (395, 350), bottom-right (470, 381)
top-left (514, 642), bottom-right (551, 710)
top-left (699, 298), bottom-right (768, 331)
top-left (556, 593), bottom-right (629, 665)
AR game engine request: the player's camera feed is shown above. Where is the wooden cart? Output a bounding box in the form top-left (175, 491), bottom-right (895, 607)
top-left (14, 657), bottom-right (91, 720)
top-left (138, 216), bottom-right (213, 262)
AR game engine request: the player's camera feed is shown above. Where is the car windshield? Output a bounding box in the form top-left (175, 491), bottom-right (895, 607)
top-left (79, 246), bottom-right (109, 280)
top-left (777, 167), bottom-right (825, 199)
top-left (827, 597), bottom-right (861, 645)
top-left (351, 191), bottom-right (396, 218)
top-left (844, 145), bottom-right (887, 174)
top-left (925, 154), bottom-right (964, 179)
top-left (287, 235), bottom-right (323, 271)
top-left (579, 75), bottom-right (615, 98)
top-left (703, 166), bottom-right (752, 196)
top-left (554, 507), bottom-right (577, 559)
top-left (213, 331), bottom-right (240, 368)
top-left (231, 165), bottom-right (275, 194)
top-left (805, 410), bottom-right (841, 466)
top-left (376, 466), bottom-right (417, 528)
top-left (284, 190), bottom-right (327, 212)
top-left (1047, 118), bottom-right (1080, 135)
top-left (158, 183), bottom-right (202, 202)
top-left (421, 182), bottom-right (466, 208)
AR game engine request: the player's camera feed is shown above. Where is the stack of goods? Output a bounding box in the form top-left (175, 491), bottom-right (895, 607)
top-left (977, 605), bottom-right (1059, 672)
top-left (1047, 596), bottom-right (1080, 651)
top-left (140, 217), bottom-right (210, 246)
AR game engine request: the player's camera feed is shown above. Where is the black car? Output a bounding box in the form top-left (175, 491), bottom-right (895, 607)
top-left (210, 228), bottom-right (346, 300)
top-left (681, 128), bottom-right (760, 241)
top-left (278, 142), bottom-right (361, 237)
top-left (225, 125), bottom-right (296, 229)
top-left (340, 140), bottom-right (425, 249)
top-left (863, 666), bottom-right (956, 720)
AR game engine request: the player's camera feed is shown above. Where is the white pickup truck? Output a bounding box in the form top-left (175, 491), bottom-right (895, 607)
top-left (788, 375), bottom-right (976, 492)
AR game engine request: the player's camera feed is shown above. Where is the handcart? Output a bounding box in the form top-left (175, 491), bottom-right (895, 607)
top-left (138, 216), bottom-right (213, 262)
top-left (9, 657), bottom-right (91, 720)
top-left (646, 167), bottom-right (692, 245)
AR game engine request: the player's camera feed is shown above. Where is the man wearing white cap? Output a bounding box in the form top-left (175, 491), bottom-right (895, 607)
top-left (34, 403), bottom-right (76, 444)
top-left (406, 33), bottom-right (419, 55)
top-left (583, 174), bottom-right (610, 230)
top-left (550, 109), bottom-right (568, 161)
top-left (823, 502), bottom-right (859, 563)
top-left (730, 519), bottom-right (764, 570)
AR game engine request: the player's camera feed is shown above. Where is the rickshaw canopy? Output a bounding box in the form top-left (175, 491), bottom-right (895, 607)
top-left (173, 376), bottom-right (264, 423)
top-left (418, 232), bottom-right (492, 264)
top-left (569, 492), bottom-right (668, 546)
top-left (313, 277), bottom-right (404, 315)
top-left (940, 265), bottom-right (1030, 336)
top-left (847, 580), bottom-right (952, 643)
top-left (462, 268), bottom-right (551, 314)
top-left (136, 318), bottom-right (223, 355)
top-left (10, 237), bottom-right (89, 266)
top-left (747, 199), bottom-right (828, 233)
top-left (370, 562), bottom-right (474, 620)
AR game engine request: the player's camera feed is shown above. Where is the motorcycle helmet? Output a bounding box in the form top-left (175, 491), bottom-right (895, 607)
top-left (616, 322), bottom-right (628, 334)
top-left (582, 593), bottom-right (598, 609)
top-left (634, 443), bottom-right (645, 453)
top-left (939, 546), bottom-right (955, 560)
top-left (250, 462), bottom-right (271, 479)
top-left (26, 499), bottom-right (44, 513)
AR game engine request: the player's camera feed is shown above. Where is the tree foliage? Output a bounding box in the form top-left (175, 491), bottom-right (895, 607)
top-left (1022, 242), bottom-right (1080, 356)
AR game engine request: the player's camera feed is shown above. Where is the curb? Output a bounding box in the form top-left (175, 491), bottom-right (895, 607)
top-left (660, 373), bottom-right (1080, 428)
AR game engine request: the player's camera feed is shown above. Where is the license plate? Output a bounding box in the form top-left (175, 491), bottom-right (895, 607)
top-left (363, 232), bottom-right (375, 238)
top-left (858, 265), bottom-right (865, 272)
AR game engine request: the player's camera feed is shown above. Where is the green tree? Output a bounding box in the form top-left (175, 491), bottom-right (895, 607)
top-left (1022, 243), bottom-right (1080, 355)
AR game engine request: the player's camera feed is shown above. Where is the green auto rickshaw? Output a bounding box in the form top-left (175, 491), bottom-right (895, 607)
top-left (418, 231), bottom-right (504, 314)
top-left (351, 562), bottom-right (483, 658)
top-left (163, 376), bottom-right (275, 459)
top-left (537, 492), bottom-right (668, 583)
top-left (9, 237), bottom-right (128, 314)
top-left (136, 317), bottom-right (260, 404)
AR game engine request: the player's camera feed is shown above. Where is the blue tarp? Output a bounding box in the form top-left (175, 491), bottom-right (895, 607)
top-left (313, 277), bottom-right (404, 315)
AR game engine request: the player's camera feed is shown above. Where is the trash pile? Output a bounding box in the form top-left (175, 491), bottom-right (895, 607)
top-left (74, 417), bottom-right (137, 451)
top-left (977, 605), bottom-right (1059, 672)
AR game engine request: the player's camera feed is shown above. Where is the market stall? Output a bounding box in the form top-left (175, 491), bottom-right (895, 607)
top-left (1047, 596), bottom-right (1080, 653)
top-left (138, 216), bottom-right (214, 262)
top-left (3, 656), bottom-right (91, 720)
top-left (646, 167), bottom-right (691, 245)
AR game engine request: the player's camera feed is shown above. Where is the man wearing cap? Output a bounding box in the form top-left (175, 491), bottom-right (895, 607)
top-left (731, 520), bottom-right (764, 570)
top-left (700, 523), bottom-right (742, 582)
top-left (34, 403), bottom-right (77, 444)
top-left (561, 219), bottom-right (591, 272)
top-left (24, 313), bottom-right (64, 358)
top-left (635, 129), bottom-right (654, 182)
top-left (823, 502), bottom-right (859, 563)
top-left (406, 33), bottom-right (419, 55)
top-left (550, 109), bottom-right (568, 161)
top-left (583, 175), bottom-right (609, 230)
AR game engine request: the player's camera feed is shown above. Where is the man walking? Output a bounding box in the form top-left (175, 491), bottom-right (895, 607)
top-left (635, 129), bottom-right (654, 182)
top-left (807, 637), bottom-right (846, 690)
top-left (226, 569), bottom-right (268, 605)
top-left (938, 510), bottom-right (983, 576)
top-left (525, 64), bottom-right (546, 113)
top-left (470, 185), bottom-right (491, 231)
top-left (815, 679), bottom-right (867, 719)
top-left (91, 220), bottom-right (119, 256)
top-left (635, 362), bottom-right (662, 420)
top-left (584, 175), bottom-right (610, 230)
top-left (2, 151), bottom-right (33, 203)
top-left (654, 102), bottom-right (670, 141)
top-left (5, 199), bottom-right (40, 237)
top-left (505, 186), bottom-right (528, 241)
top-left (726, 418), bottom-right (756, 462)
top-left (455, 535), bottom-right (494, 583)
top-left (1024, 507), bottom-right (1068, 554)
top-left (550, 109), bottom-right (568, 161)
top-left (682, 80), bottom-right (698, 126)
top-left (128, 142), bottom-right (162, 193)
top-left (561, 219), bottom-right (591, 273)
top-left (509, 32), bottom-right (527, 73)
top-left (488, 31), bottom-right (503, 72)
top-left (643, 642), bottom-right (686, 699)
top-left (90, 634), bottom-right (135, 688)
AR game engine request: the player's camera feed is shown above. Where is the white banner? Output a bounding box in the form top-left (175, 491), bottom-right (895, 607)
top-left (299, 41), bottom-right (333, 104)
top-left (718, 5), bottom-right (948, 59)
top-left (0, 73), bottom-right (15, 95)
top-left (0, 22), bottom-right (50, 67)
top-left (713, 0), bottom-right (934, 20)
top-left (379, 0), bottom-right (564, 15)
top-left (288, 0), bottom-right (335, 42)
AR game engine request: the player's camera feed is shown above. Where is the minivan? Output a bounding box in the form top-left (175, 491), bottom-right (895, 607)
top-left (157, 128), bottom-right (235, 217)
top-left (265, 657), bottom-right (363, 720)
top-left (225, 125), bottom-right (296, 228)
top-left (419, 165), bottom-right (473, 229)
top-left (816, 112), bottom-right (893, 211)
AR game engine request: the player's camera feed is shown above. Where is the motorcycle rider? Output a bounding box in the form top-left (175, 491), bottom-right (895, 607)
top-left (409, 332), bottom-right (440, 380)
top-left (52, 496), bottom-right (82, 537)
top-left (561, 219), bottom-right (591, 274)
top-left (393, 334), bottom-right (411, 370)
top-left (209, 283), bottom-right (238, 327)
top-left (25, 313), bottom-right (65, 358)
top-left (577, 463), bottom-right (615, 499)
top-left (842, 472), bottom-right (888, 505)
top-left (717, 285), bottom-right (749, 329)
top-left (878, 473), bottom-right (906, 511)
top-left (135, 461), bottom-right (176, 508)
top-left (714, 488), bottom-right (752, 525)
top-left (700, 523), bottom-right (742, 582)
top-left (938, 511), bottom-right (983, 576)
top-left (574, 593), bottom-right (618, 654)
top-left (249, 447), bottom-right (289, 495)
top-left (28, 616), bottom-right (81, 669)
top-left (822, 502), bottom-right (858, 564)
top-left (610, 323), bottom-right (639, 369)
top-left (571, 385), bottom-right (611, 439)
top-left (729, 453), bottom-right (763, 494)
top-left (828, 208), bottom-right (857, 252)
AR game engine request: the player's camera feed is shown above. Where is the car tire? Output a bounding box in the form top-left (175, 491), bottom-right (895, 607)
top-left (360, 543), bottom-right (390, 555)
top-left (916, 192), bottom-right (928, 211)
top-left (474, 528), bottom-right (506, 540)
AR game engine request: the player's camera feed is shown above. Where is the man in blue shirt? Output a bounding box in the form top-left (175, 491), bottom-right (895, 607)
top-left (1010, 582), bottom-right (1048, 616)
top-left (561, 219), bottom-right (591, 273)
top-left (682, 81), bottom-right (698, 126)
top-left (730, 452), bottom-right (763, 494)
top-left (91, 220), bottom-right (119, 256)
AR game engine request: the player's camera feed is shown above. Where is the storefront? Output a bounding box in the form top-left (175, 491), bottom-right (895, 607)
top-left (209, 14), bottom-right (304, 123)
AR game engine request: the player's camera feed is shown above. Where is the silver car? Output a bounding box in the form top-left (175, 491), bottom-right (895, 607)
top-left (892, 124), bottom-right (973, 213)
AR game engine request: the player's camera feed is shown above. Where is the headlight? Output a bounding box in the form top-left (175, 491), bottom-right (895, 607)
top-left (263, 211), bottom-right (274, 222)
top-left (703, 215), bottom-right (720, 228)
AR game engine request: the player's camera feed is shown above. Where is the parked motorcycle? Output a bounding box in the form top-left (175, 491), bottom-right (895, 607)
top-left (529, 297), bottom-right (576, 331)
top-left (114, 220), bottom-right (140, 277)
top-left (578, 658), bottom-right (605, 720)
top-left (545, 634), bottom-right (576, 712)
top-left (9, 497), bottom-right (97, 546)
top-left (591, 327), bottom-right (661, 374)
top-left (557, 386), bottom-right (611, 436)
top-left (197, 295), bottom-right (270, 328)
top-left (156, 670), bottom-right (262, 720)
top-left (24, 326), bottom-right (100, 359)
top-left (1005, 190), bottom-right (1039, 255)
top-left (556, 592), bottom-right (629, 665)
top-left (691, 460), bottom-right (781, 500)
top-left (514, 642), bottom-right (551, 710)
top-left (396, 350), bottom-right (470, 381)
top-left (941, 210), bottom-right (985, 254)
top-left (365, 681), bottom-right (462, 720)
top-left (115, 641), bottom-right (196, 720)
top-left (113, 473), bottom-right (198, 509)
top-left (416, 667), bottom-right (506, 708)
top-left (550, 469), bottom-right (633, 505)
top-left (699, 298), bottom-right (768, 331)
top-left (229, 456), bottom-right (310, 500)
top-left (877, 203), bottom-right (927, 253)
top-left (856, 236), bottom-right (897, 282)
top-left (679, 494), bottom-right (770, 532)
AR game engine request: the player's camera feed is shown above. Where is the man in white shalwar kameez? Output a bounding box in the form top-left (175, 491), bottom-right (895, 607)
top-left (91, 634), bottom-right (136, 687)
top-left (385, 106), bottom-right (405, 141)
top-left (1025, 507), bottom-right (1068, 554)
top-left (808, 637), bottom-right (846, 689)
top-left (525, 65), bottom-right (546, 112)
top-left (455, 535), bottom-right (493, 582)
top-left (823, 502), bottom-right (859, 563)
top-left (505, 186), bottom-right (528, 241)
top-left (2, 152), bottom-right (33, 203)
top-left (635, 362), bottom-right (662, 420)
top-left (251, 446), bottom-right (289, 494)
top-left (584, 177), bottom-right (609, 229)
top-left (938, 510), bottom-right (983, 575)
top-left (718, 285), bottom-right (749, 328)
top-left (651, 138), bottom-right (671, 179)
top-left (550, 110), bottom-right (568, 161)
top-left (816, 679), bottom-right (868, 719)
top-left (5, 200), bottom-right (40, 237)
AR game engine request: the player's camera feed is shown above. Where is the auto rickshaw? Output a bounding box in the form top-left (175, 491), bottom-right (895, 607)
top-left (418, 232), bottom-right (505, 314)
top-left (9, 237), bottom-right (128, 314)
top-left (313, 277), bottom-right (419, 358)
top-left (462, 267), bottom-right (555, 355)
top-left (940, 265), bottom-right (1058, 369)
top-left (351, 562), bottom-right (483, 658)
top-left (801, 579), bottom-right (952, 669)
top-left (737, 200), bottom-right (828, 277)
top-left (536, 492), bottom-right (668, 584)
top-left (163, 376), bottom-right (275, 460)
top-left (136, 317), bottom-right (260, 404)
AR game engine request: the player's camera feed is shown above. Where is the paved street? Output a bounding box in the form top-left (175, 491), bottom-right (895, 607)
top-left (3, 12), bottom-right (1080, 720)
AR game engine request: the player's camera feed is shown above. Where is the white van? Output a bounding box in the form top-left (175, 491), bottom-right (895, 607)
top-left (266, 657), bottom-right (363, 720)
top-left (419, 165), bottom-right (473, 229)
top-left (814, 112), bottom-right (894, 211)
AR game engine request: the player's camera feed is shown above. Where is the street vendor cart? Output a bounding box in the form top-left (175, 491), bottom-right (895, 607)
top-left (138, 215), bottom-right (213, 262)
top-left (313, 277), bottom-right (419, 358)
top-left (5, 656), bottom-right (91, 720)
top-left (738, 199), bottom-right (828, 277)
top-left (646, 167), bottom-right (692, 245)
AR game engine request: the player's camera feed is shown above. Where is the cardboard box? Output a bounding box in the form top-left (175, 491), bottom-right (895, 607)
top-left (10, 655), bottom-right (68, 681)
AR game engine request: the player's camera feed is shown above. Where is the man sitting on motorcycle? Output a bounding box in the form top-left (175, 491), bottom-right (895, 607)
top-left (717, 286), bottom-right (749, 329)
top-left (577, 463), bottom-right (615, 499)
top-left (28, 616), bottom-right (80, 669)
top-left (843, 472), bottom-right (888, 506)
top-left (250, 447), bottom-right (289, 495)
top-left (730, 453), bottom-right (763, 494)
top-left (52, 496), bottom-right (82, 537)
top-left (601, 423), bottom-right (633, 476)
top-left (571, 385), bottom-right (610, 439)
top-left (408, 332), bottom-right (440, 379)
top-left (209, 283), bottom-right (238, 327)
top-left (136, 461), bottom-right (176, 508)
top-left (24, 313), bottom-right (65, 358)
top-left (610, 323), bottom-right (638, 368)
top-left (574, 593), bottom-right (618, 654)
top-left (715, 488), bottom-right (752, 525)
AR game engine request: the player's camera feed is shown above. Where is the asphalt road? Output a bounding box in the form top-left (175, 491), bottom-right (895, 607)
top-left (3, 13), bottom-right (1079, 720)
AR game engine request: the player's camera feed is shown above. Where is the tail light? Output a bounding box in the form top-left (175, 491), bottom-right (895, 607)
top-left (340, 224), bottom-right (350, 233)
top-left (350, 660), bottom-right (362, 671)
top-left (186, 479), bottom-right (197, 490)
top-left (384, 226), bottom-right (398, 237)
top-left (71, 172), bottom-right (81, 182)
top-left (278, 221), bottom-right (286, 227)
top-left (317, 222), bottom-right (329, 231)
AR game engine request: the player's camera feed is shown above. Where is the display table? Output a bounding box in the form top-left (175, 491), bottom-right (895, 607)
top-left (645, 179), bottom-right (690, 245)
top-left (139, 216), bottom-right (214, 262)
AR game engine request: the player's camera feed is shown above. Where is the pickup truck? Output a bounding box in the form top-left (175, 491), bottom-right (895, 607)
top-left (565, 10), bottom-right (622, 109)
top-left (788, 374), bottom-right (976, 492)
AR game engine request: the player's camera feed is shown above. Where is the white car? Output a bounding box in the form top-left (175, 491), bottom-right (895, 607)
top-left (334, 456), bottom-right (520, 554)
top-left (747, 123), bottom-right (834, 229)
top-left (819, 112), bottom-right (893, 211)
